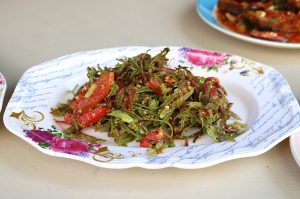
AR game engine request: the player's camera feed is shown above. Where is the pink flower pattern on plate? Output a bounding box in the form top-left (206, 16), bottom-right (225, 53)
top-left (26, 129), bottom-right (54, 143)
top-left (50, 137), bottom-right (89, 155)
top-left (26, 129), bottom-right (99, 156)
top-left (181, 48), bottom-right (228, 67)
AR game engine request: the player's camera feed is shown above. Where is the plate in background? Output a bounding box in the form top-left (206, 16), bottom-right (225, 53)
top-left (290, 131), bottom-right (300, 167)
top-left (196, 0), bottom-right (300, 49)
top-left (0, 72), bottom-right (7, 112)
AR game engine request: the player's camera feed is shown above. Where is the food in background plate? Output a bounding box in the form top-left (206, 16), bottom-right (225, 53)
top-left (217, 0), bottom-right (300, 43)
top-left (51, 48), bottom-right (246, 155)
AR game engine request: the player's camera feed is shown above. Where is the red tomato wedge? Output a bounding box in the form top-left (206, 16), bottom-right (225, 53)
top-left (69, 83), bottom-right (92, 110)
top-left (63, 112), bottom-right (75, 125)
top-left (62, 107), bottom-right (110, 127)
top-left (140, 128), bottom-right (169, 148)
top-left (202, 77), bottom-right (221, 93)
top-left (72, 72), bottom-right (114, 114)
top-left (204, 77), bottom-right (220, 86)
top-left (79, 107), bottom-right (110, 127)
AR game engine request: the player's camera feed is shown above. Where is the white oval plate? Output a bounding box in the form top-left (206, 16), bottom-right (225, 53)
top-left (0, 72), bottom-right (7, 112)
top-left (196, 0), bottom-right (300, 49)
top-left (3, 46), bottom-right (300, 169)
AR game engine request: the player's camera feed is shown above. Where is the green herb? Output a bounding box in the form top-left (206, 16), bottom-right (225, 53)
top-left (198, 76), bottom-right (206, 84)
top-left (107, 81), bottom-right (119, 97)
top-left (50, 101), bottom-right (71, 117)
top-left (87, 65), bottom-right (104, 83)
top-left (147, 141), bottom-right (168, 156)
top-left (268, 17), bottom-right (278, 23)
top-left (115, 132), bottom-right (135, 146)
top-left (207, 66), bottom-right (218, 72)
top-left (108, 110), bottom-right (134, 123)
top-left (84, 83), bottom-right (97, 98)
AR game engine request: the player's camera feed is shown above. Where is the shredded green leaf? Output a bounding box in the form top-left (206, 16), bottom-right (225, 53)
top-left (108, 110), bottom-right (134, 123)
top-left (51, 48), bottom-right (246, 153)
top-left (84, 83), bottom-right (97, 98)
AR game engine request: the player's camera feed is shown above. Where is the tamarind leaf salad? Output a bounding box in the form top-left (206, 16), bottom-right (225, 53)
top-left (51, 48), bottom-right (246, 155)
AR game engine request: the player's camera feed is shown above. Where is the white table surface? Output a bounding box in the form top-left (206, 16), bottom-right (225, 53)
top-left (0, 0), bottom-right (300, 198)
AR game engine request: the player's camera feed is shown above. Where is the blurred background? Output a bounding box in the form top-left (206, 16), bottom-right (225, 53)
top-left (0, 0), bottom-right (300, 199)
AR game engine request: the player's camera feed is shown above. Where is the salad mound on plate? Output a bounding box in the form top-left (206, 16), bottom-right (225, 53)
top-left (51, 48), bottom-right (246, 155)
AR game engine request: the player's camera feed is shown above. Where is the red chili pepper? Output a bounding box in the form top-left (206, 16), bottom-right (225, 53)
top-left (147, 79), bottom-right (162, 95)
top-left (140, 128), bottom-right (169, 148)
top-left (123, 87), bottom-right (136, 110)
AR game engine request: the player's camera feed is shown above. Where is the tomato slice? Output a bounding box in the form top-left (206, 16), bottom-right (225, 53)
top-left (204, 77), bottom-right (220, 86)
top-left (79, 107), bottom-right (110, 127)
top-left (140, 128), bottom-right (169, 148)
top-left (202, 77), bottom-right (221, 93)
top-left (69, 82), bottom-right (92, 110)
top-left (63, 112), bottom-right (75, 125)
top-left (62, 107), bottom-right (110, 127)
top-left (73, 72), bottom-right (114, 114)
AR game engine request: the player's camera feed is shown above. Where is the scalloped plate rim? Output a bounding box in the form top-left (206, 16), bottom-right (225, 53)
top-left (4, 118), bottom-right (300, 169)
